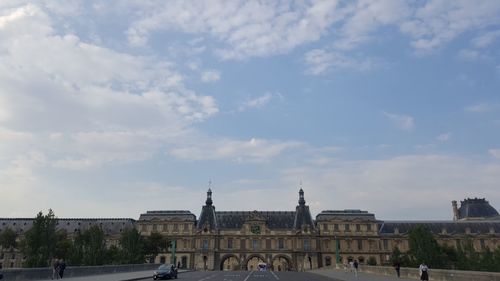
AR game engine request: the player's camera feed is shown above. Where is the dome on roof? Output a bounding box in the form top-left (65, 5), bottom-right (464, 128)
top-left (458, 198), bottom-right (499, 220)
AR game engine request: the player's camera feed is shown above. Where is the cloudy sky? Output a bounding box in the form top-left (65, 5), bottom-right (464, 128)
top-left (1, 0), bottom-right (500, 221)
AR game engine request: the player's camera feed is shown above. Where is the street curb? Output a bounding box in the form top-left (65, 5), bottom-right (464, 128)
top-left (121, 270), bottom-right (195, 281)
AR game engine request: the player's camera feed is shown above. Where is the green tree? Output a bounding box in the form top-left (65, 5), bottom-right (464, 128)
top-left (391, 246), bottom-right (411, 267)
top-left (456, 239), bottom-right (481, 270)
top-left (144, 232), bottom-right (169, 263)
top-left (70, 226), bottom-right (108, 265)
top-left (0, 228), bottom-right (17, 250)
top-left (119, 228), bottom-right (145, 264)
top-left (20, 210), bottom-right (58, 267)
top-left (54, 230), bottom-right (72, 261)
top-left (407, 225), bottom-right (444, 268)
top-left (367, 256), bottom-right (377, 266)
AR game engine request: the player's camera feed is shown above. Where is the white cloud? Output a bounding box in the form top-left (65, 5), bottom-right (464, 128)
top-left (383, 111), bottom-right (415, 131)
top-left (465, 103), bottom-right (499, 113)
top-left (201, 70), bottom-right (221, 83)
top-left (126, 0), bottom-right (343, 60)
top-left (400, 0), bottom-right (500, 52)
top-left (280, 154), bottom-right (500, 219)
top-left (437, 132), bottom-right (452, 142)
top-left (0, 3), bottom-right (218, 173)
top-left (472, 30), bottom-right (500, 48)
top-left (304, 49), bottom-right (376, 75)
top-left (333, 0), bottom-right (410, 50)
top-left (489, 149), bottom-right (500, 159)
top-left (169, 136), bottom-right (302, 163)
top-left (238, 92), bottom-right (282, 112)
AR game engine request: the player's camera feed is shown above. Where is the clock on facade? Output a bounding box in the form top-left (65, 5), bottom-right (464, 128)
top-left (250, 225), bottom-right (261, 234)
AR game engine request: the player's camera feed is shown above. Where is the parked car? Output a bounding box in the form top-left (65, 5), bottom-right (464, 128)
top-left (0, 271), bottom-right (3, 279)
top-left (153, 264), bottom-right (177, 280)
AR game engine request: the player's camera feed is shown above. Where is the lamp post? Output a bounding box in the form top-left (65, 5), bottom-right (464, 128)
top-left (335, 236), bottom-right (340, 266)
top-left (171, 240), bottom-right (176, 265)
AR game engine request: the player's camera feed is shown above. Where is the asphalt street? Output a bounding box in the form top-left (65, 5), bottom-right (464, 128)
top-left (162, 270), bottom-right (342, 281)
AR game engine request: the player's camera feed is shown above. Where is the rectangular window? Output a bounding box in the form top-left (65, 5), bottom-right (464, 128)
top-left (152, 224), bottom-right (157, 232)
top-left (304, 239), bottom-right (310, 251)
top-left (323, 240), bottom-right (329, 249)
top-left (345, 224), bottom-right (350, 231)
top-left (266, 239), bottom-right (271, 250)
top-left (383, 240), bottom-right (389, 250)
top-left (278, 238), bottom-right (284, 250)
top-left (173, 224), bottom-right (179, 232)
top-left (357, 240), bottom-right (363, 250)
top-left (334, 224), bottom-right (339, 231)
top-left (184, 224), bottom-right (189, 231)
top-left (367, 224), bottom-right (372, 231)
top-left (241, 239), bottom-right (246, 250)
top-left (252, 239), bottom-right (260, 250)
top-left (141, 224), bottom-right (146, 232)
top-left (480, 239), bottom-right (485, 250)
top-left (228, 238), bottom-right (233, 249)
top-left (202, 239), bottom-right (209, 250)
top-left (323, 224), bottom-right (328, 231)
top-left (163, 224), bottom-right (168, 231)
top-left (356, 224), bottom-right (361, 232)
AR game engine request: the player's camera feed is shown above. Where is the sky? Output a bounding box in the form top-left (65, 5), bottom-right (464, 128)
top-left (1, 0), bottom-right (500, 221)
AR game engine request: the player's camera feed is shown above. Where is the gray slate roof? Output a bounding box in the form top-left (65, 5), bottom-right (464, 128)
top-left (0, 218), bottom-right (135, 235)
top-left (216, 211), bottom-right (296, 229)
top-left (379, 221), bottom-right (500, 235)
top-left (316, 210), bottom-right (377, 221)
top-left (138, 210), bottom-right (196, 222)
top-left (458, 198), bottom-right (499, 220)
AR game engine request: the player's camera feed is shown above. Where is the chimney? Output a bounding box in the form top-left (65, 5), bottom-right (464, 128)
top-left (452, 200), bottom-right (459, 221)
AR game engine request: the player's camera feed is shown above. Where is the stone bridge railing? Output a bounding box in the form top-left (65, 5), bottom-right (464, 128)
top-left (341, 265), bottom-right (500, 281)
top-left (1, 263), bottom-right (160, 281)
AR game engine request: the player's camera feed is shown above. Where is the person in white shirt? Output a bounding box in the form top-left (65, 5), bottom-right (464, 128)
top-left (419, 263), bottom-right (429, 281)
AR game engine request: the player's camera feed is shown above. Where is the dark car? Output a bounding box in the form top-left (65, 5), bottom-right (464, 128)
top-left (0, 271), bottom-right (3, 279)
top-left (153, 264), bottom-right (177, 280)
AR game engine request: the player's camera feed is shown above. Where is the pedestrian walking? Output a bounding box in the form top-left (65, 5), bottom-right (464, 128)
top-left (419, 262), bottom-right (429, 281)
top-left (59, 259), bottom-right (66, 279)
top-left (353, 260), bottom-right (359, 277)
top-left (394, 261), bottom-right (401, 278)
top-left (52, 259), bottom-right (60, 280)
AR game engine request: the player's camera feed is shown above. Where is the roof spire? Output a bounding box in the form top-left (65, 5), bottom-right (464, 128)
top-left (298, 187), bottom-right (305, 206)
top-left (206, 181), bottom-right (213, 206)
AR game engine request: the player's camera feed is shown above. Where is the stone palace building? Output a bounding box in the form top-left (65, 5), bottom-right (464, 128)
top-left (1, 189), bottom-right (500, 270)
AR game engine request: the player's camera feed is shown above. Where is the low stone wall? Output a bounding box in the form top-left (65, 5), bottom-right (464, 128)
top-left (357, 265), bottom-right (500, 281)
top-left (1, 263), bottom-right (160, 281)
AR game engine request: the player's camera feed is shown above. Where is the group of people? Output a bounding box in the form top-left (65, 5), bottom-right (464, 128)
top-left (52, 259), bottom-right (66, 280)
top-left (393, 261), bottom-right (429, 280)
top-left (343, 259), bottom-right (359, 276)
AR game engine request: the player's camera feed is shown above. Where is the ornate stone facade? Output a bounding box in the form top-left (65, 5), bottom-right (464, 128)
top-left (1, 191), bottom-right (500, 270)
top-left (137, 191), bottom-right (500, 271)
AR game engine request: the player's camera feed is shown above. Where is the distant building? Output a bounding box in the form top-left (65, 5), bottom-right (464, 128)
top-left (1, 190), bottom-right (499, 270)
top-left (136, 190), bottom-right (500, 270)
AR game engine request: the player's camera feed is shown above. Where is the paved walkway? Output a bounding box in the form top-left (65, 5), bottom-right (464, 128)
top-left (33, 269), bottom-right (173, 281)
top-left (311, 268), bottom-right (416, 281)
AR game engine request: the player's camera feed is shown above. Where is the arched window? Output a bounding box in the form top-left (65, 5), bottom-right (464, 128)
top-left (325, 256), bottom-right (332, 267)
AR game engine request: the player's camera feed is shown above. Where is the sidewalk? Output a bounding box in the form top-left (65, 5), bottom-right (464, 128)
top-left (311, 268), bottom-right (416, 281)
top-left (33, 269), bottom-right (191, 281)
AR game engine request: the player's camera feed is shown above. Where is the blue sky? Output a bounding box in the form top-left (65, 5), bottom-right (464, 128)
top-left (1, 0), bottom-right (500, 220)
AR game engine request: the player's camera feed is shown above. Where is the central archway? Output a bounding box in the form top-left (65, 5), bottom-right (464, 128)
top-left (245, 254), bottom-right (266, 271)
top-left (272, 254), bottom-right (292, 271)
top-left (220, 254), bottom-right (240, 271)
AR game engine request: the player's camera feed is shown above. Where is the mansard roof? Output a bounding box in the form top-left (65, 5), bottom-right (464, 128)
top-left (138, 210), bottom-right (196, 221)
top-left (216, 211), bottom-right (295, 229)
top-left (379, 220), bottom-right (500, 235)
top-left (457, 198), bottom-right (499, 220)
top-left (0, 218), bottom-right (135, 235)
top-left (316, 209), bottom-right (377, 221)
